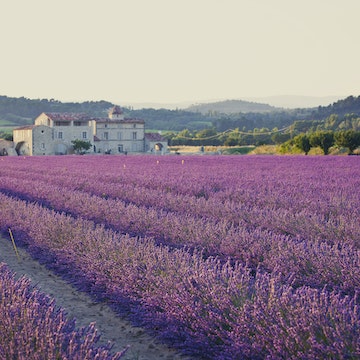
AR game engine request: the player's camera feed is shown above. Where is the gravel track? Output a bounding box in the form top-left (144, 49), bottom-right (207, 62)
top-left (0, 235), bottom-right (190, 360)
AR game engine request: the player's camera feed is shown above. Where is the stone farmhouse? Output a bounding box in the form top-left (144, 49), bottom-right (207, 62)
top-left (13, 106), bottom-right (168, 156)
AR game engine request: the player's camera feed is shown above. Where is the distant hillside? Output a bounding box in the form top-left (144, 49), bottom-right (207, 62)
top-left (0, 95), bottom-right (114, 126)
top-left (1, 94), bottom-right (360, 135)
top-left (126, 108), bottom-right (213, 131)
top-left (243, 95), bottom-right (345, 109)
top-left (186, 99), bottom-right (279, 114)
top-left (311, 95), bottom-right (360, 119)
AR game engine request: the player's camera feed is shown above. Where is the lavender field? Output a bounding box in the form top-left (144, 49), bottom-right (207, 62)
top-left (0, 263), bottom-right (128, 359)
top-left (0, 155), bottom-right (359, 359)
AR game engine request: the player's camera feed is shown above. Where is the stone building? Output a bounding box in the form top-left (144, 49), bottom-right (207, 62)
top-left (144, 132), bottom-right (168, 154)
top-left (13, 105), bottom-right (168, 156)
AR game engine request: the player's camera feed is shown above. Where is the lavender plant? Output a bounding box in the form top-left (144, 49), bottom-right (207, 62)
top-left (0, 155), bottom-right (359, 358)
top-left (0, 263), bottom-right (127, 359)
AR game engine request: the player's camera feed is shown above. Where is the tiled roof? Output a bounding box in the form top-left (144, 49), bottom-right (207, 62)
top-left (96, 118), bottom-right (145, 124)
top-left (13, 125), bottom-right (37, 130)
top-left (44, 112), bottom-right (92, 122)
top-left (0, 139), bottom-right (13, 147)
top-left (44, 112), bottom-right (144, 124)
top-left (145, 133), bottom-right (166, 141)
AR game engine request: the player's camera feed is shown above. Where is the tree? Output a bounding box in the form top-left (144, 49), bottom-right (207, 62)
top-left (71, 139), bottom-right (92, 154)
top-left (195, 128), bottom-right (220, 146)
top-left (224, 129), bottom-right (241, 146)
top-left (172, 129), bottom-right (193, 145)
top-left (294, 134), bottom-right (311, 155)
top-left (309, 131), bottom-right (334, 155)
top-left (334, 130), bottom-right (360, 154)
top-left (324, 114), bottom-right (340, 130)
top-left (3, 133), bottom-right (13, 141)
top-left (271, 132), bottom-right (291, 144)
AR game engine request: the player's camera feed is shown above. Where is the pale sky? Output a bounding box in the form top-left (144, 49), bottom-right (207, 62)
top-left (1, 0), bottom-right (359, 106)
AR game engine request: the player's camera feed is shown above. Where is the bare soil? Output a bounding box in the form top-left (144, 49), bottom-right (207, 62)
top-left (0, 235), bottom-right (190, 360)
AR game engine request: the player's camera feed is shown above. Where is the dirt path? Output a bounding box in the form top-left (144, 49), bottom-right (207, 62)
top-left (0, 235), bottom-right (190, 360)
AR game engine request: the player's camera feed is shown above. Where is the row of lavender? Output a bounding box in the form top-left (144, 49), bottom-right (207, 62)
top-left (0, 263), bottom-right (126, 359)
top-left (0, 155), bottom-right (359, 358)
top-left (3, 155), bottom-right (358, 249)
top-left (0, 156), bottom-right (359, 295)
top-left (0, 193), bottom-right (358, 359)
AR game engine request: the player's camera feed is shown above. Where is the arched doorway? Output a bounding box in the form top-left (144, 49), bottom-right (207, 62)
top-left (15, 141), bottom-right (26, 155)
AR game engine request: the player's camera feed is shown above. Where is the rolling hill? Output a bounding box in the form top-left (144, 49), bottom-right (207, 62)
top-left (186, 99), bottom-right (280, 114)
top-left (1, 94), bottom-right (360, 135)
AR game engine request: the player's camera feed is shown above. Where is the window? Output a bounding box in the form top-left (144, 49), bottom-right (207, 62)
top-left (118, 145), bottom-right (123, 152)
top-left (74, 121), bottom-right (82, 126)
top-left (40, 143), bottom-right (45, 150)
top-left (132, 132), bottom-right (137, 140)
top-left (104, 132), bottom-right (109, 140)
top-left (82, 132), bottom-right (87, 139)
top-left (133, 124), bottom-right (136, 128)
top-left (55, 121), bottom-right (69, 126)
top-left (117, 132), bottom-right (122, 140)
top-left (58, 131), bottom-right (63, 139)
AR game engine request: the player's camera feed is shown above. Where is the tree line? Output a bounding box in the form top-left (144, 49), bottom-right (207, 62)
top-left (286, 130), bottom-right (360, 155)
top-left (0, 96), bottom-right (113, 125)
top-left (164, 128), bottom-right (360, 154)
top-left (2, 95), bottom-right (360, 155)
top-left (2, 95), bottom-right (360, 133)
top-left (164, 127), bottom-right (292, 147)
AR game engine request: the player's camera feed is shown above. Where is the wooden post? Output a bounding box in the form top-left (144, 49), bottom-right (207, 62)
top-left (8, 228), bottom-right (20, 262)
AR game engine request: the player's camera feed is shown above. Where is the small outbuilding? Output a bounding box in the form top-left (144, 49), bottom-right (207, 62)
top-left (145, 132), bottom-right (168, 154)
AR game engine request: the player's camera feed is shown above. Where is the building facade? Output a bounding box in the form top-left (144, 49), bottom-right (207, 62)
top-left (13, 106), bottom-right (168, 156)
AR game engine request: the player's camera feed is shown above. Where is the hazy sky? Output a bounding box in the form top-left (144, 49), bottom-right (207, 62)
top-left (1, 0), bottom-right (359, 105)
